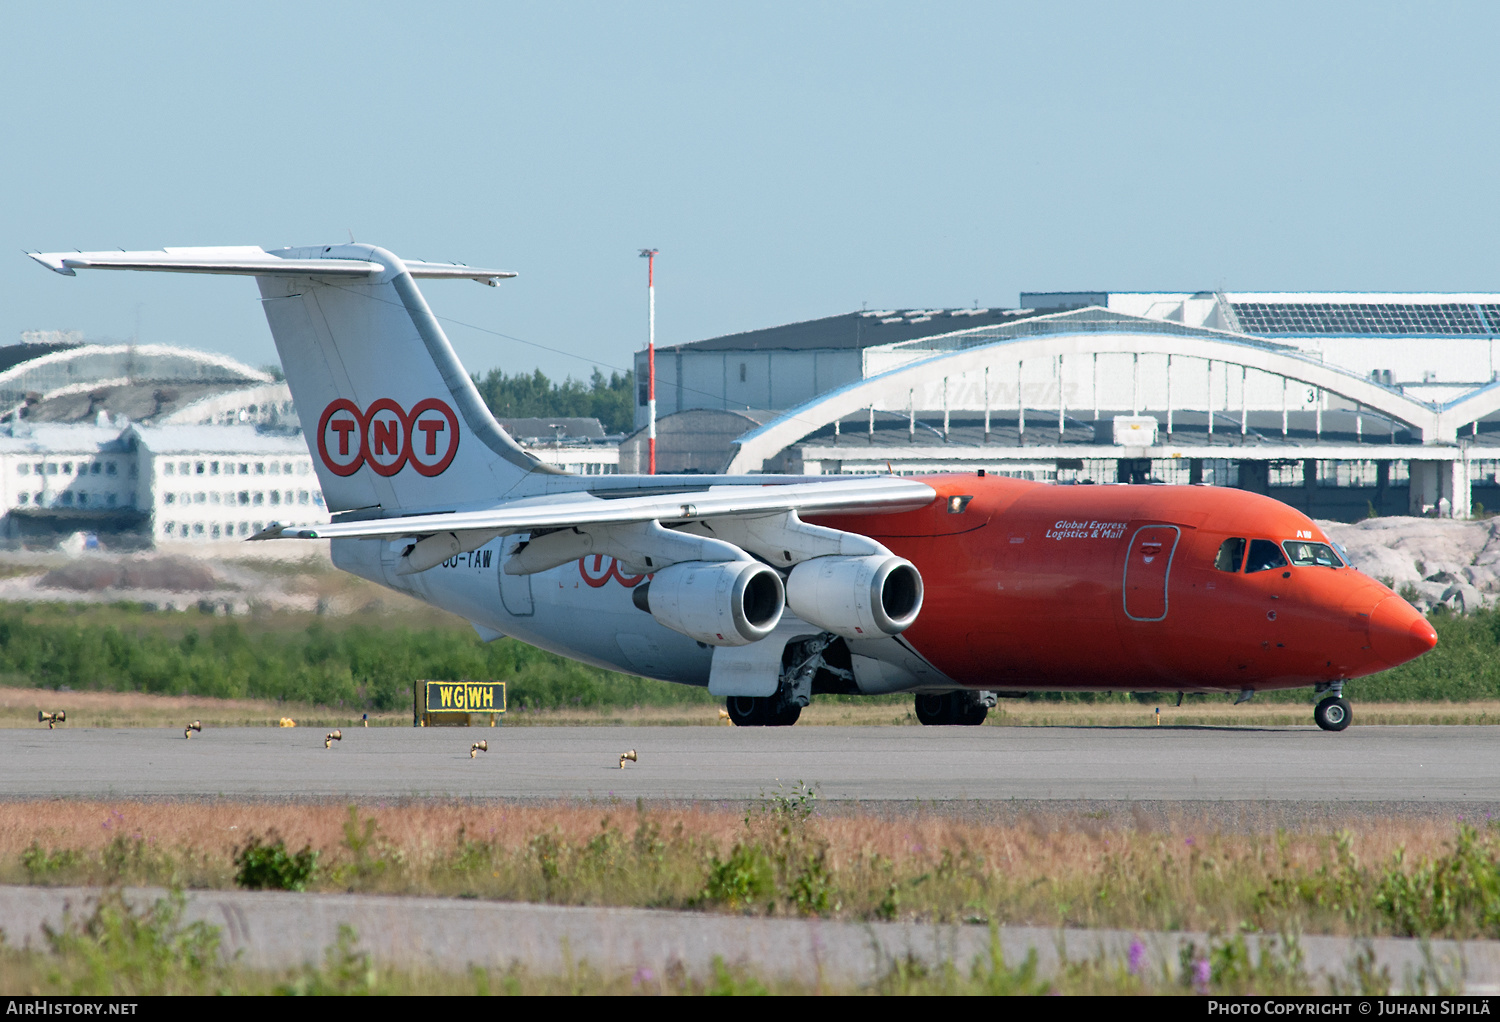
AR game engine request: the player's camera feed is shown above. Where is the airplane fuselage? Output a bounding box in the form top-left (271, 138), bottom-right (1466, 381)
top-left (336, 473), bottom-right (1434, 697)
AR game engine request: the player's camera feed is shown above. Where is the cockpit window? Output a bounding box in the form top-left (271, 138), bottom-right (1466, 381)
top-left (1245, 539), bottom-right (1289, 574)
top-left (1214, 538), bottom-right (1246, 572)
top-left (1283, 540), bottom-right (1343, 567)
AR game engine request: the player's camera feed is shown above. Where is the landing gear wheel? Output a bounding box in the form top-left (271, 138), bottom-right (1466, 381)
top-left (915, 693), bottom-right (954, 726)
top-left (957, 700), bottom-right (988, 726)
top-left (1314, 696), bottom-right (1352, 732)
top-left (767, 702), bottom-right (801, 727)
top-left (726, 696), bottom-right (801, 727)
top-left (726, 696), bottom-right (770, 727)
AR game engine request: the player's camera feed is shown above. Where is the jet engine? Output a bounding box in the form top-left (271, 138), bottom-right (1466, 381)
top-left (785, 554), bottom-right (923, 639)
top-left (632, 560), bottom-right (785, 646)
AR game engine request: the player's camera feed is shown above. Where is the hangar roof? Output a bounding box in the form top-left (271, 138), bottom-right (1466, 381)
top-left (668, 307), bottom-right (1046, 353)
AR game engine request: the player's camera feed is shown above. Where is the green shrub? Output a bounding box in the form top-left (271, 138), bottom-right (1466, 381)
top-left (233, 834), bottom-right (318, 891)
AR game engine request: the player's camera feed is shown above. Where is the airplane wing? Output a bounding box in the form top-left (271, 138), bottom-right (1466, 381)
top-left (256, 475), bottom-right (936, 541)
top-left (27, 247), bottom-right (515, 284)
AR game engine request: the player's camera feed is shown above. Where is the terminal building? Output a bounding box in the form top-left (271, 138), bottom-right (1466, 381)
top-left (631, 293), bottom-right (1500, 520)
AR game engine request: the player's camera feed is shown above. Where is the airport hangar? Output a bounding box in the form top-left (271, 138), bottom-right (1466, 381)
top-left (625, 293), bottom-right (1500, 521)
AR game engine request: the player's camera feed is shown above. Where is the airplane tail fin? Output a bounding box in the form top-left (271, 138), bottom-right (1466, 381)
top-left (30, 244), bottom-right (554, 515)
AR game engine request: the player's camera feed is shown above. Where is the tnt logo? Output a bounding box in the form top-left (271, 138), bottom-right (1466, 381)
top-left (578, 555), bottom-right (646, 589)
top-left (316, 398), bottom-right (460, 478)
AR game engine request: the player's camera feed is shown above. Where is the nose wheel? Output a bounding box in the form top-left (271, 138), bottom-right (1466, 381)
top-left (1314, 695), bottom-right (1351, 732)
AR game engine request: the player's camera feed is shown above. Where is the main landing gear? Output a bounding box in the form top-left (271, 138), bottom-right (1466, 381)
top-left (1313, 681), bottom-right (1352, 732)
top-left (725, 695), bottom-right (801, 727)
top-left (914, 691), bottom-right (995, 726)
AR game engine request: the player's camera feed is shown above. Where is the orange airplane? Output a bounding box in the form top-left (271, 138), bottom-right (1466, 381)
top-left (30, 244), bottom-right (1435, 733)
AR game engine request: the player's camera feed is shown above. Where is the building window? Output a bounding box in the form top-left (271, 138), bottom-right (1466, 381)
top-left (106, 494), bottom-right (116, 507)
top-left (192, 523), bottom-right (204, 536)
top-left (194, 493), bottom-right (206, 504)
top-left (210, 461), bottom-right (220, 475)
top-left (59, 492), bottom-right (73, 505)
top-left (195, 462), bottom-right (205, 475)
top-left (106, 461), bottom-right (116, 476)
top-left (239, 463), bottom-right (248, 475)
top-left (253, 492), bottom-right (264, 505)
top-left (33, 492), bottom-right (42, 504)
top-left (313, 493), bottom-right (324, 507)
top-left (298, 491), bottom-right (309, 505)
top-left (77, 493), bottom-right (88, 505)
top-left (16, 464), bottom-right (28, 477)
top-left (297, 462), bottom-right (309, 475)
top-left (17, 493), bottom-right (27, 505)
top-left (210, 493), bottom-right (221, 505)
top-left (62, 462), bottom-right (72, 475)
top-left (270, 462), bottom-right (280, 475)
top-left (163, 462), bottom-right (174, 476)
top-left (89, 463), bottom-right (100, 475)
top-left (211, 524), bottom-right (221, 539)
top-left (165, 493), bottom-right (176, 505)
top-left (238, 523), bottom-right (249, 536)
top-left (269, 491), bottom-right (281, 506)
top-left (255, 462), bottom-right (265, 475)
top-left (253, 521), bottom-right (263, 533)
top-left (740, 363), bottom-right (747, 382)
top-left (283, 462), bottom-right (292, 474)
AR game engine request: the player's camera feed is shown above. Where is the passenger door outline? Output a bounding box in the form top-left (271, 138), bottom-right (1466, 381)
top-left (1122, 525), bottom-right (1181, 622)
top-left (499, 534), bottom-right (534, 616)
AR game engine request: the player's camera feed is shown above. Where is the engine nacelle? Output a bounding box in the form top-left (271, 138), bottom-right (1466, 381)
top-left (632, 560), bottom-right (785, 646)
top-left (785, 555), bottom-right (923, 639)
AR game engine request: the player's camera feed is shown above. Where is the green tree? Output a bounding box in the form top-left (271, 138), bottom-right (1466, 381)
top-left (472, 367), bottom-right (635, 434)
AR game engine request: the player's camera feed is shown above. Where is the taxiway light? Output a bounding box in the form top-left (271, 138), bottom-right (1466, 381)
top-left (185, 720), bottom-right (202, 739)
top-left (619, 749), bottom-right (637, 769)
top-left (325, 730), bottom-right (342, 749)
top-left (1154, 707), bottom-right (1160, 726)
top-left (279, 717), bottom-right (297, 727)
top-left (38, 711), bottom-right (65, 729)
top-left (470, 741), bottom-right (488, 758)
top-left (362, 713), bottom-right (369, 728)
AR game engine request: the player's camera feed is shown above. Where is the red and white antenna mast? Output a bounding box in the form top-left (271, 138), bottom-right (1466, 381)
top-left (639, 248), bottom-right (659, 475)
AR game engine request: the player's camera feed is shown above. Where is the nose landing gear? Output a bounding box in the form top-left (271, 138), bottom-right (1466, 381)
top-left (1313, 682), bottom-right (1352, 732)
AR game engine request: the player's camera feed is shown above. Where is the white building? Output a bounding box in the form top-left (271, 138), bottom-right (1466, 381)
top-left (131, 426), bottom-right (327, 544)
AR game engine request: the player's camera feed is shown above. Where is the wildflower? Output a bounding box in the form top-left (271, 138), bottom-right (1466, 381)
top-left (632, 967), bottom-right (655, 987)
top-left (1194, 958), bottom-right (1211, 993)
top-left (1127, 940), bottom-right (1145, 976)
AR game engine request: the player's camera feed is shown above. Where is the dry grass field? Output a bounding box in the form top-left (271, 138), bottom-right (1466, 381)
top-left (0, 795), bottom-right (1494, 944)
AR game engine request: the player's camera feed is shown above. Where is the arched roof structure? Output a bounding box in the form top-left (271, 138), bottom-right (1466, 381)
top-left (0, 343), bottom-right (270, 421)
top-left (725, 309), bottom-right (1467, 473)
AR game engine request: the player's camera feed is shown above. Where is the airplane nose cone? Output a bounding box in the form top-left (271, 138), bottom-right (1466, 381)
top-left (1368, 597), bottom-right (1437, 667)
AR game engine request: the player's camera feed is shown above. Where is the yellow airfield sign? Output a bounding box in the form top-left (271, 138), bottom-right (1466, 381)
top-left (425, 681), bottom-right (506, 713)
top-left (415, 680), bottom-right (507, 726)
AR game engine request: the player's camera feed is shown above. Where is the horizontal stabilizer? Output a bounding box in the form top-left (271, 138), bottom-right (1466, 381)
top-left (28, 247), bottom-right (515, 284)
top-left (254, 476), bottom-right (937, 542)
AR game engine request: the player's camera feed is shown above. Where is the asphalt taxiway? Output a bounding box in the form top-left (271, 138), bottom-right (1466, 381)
top-left (2, 724), bottom-right (1496, 805)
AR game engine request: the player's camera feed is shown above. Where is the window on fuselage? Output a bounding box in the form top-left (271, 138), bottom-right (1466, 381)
top-left (1283, 541), bottom-right (1343, 568)
top-left (1245, 539), bottom-right (1289, 574)
top-left (1214, 538), bottom-right (1246, 572)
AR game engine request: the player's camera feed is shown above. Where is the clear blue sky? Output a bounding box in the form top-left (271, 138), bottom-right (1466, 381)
top-left (3, 2), bottom-right (1497, 383)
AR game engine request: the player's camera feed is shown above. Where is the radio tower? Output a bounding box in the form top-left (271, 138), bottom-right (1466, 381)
top-left (639, 248), bottom-right (659, 474)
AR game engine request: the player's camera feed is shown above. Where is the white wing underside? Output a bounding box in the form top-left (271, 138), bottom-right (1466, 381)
top-left (258, 476), bottom-right (937, 542)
